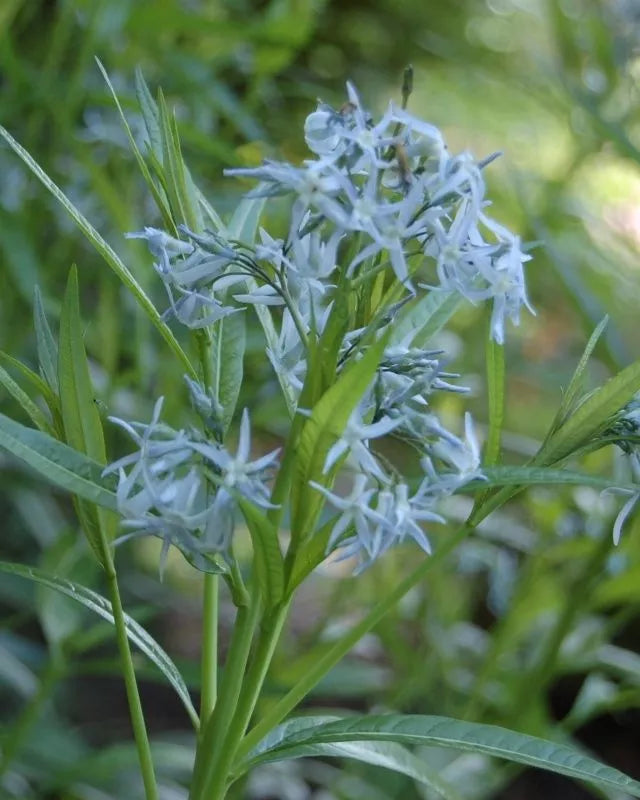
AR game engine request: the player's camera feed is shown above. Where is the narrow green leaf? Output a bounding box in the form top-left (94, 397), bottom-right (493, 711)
top-left (158, 90), bottom-right (201, 230)
top-left (195, 186), bottom-right (225, 233)
top-left (58, 266), bottom-right (107, 462)
top-left (538, 358), bottom-right (640, 465)
top-left (549, 316), bottom-right (609, 438)
top-left (235, 716), bottom-right (463, 800)
top-left (134, 66), bottom-right (163, 160)
top-left (238, 499), bottom-right (284, 608)
top-left (33, 286), bottom-right (59, 393)
top-left (96, 58), bottom-right (175, 234)
top-left (0, 123), bottom-right (196, 378)
top-left (0, 351), bottom-right (58, 413)
top-left (465, 465), bottom-right (635, 492)
top-left (57, 267), bottom-right (115, 563)
top-left (287, 514), bottom-right (337, 595)
top-left (226, 192), bottom-right (266, 244)
top-left (0, 412), bottom-right (117, 509)
top-left (0, 561), bottom-right (199, 730)
top-left (210, 311), bottom-right (245, 435)
top-left (290, 331), bottom-right (391, 542)
top-left (243, 714), bottom-right (640, 797)
top-left (391, 290), bottom-right (462, 348)
top-left (0, 364), bottom-right (54, 435)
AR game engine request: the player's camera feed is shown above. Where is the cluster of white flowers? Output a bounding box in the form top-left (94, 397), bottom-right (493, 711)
top-left (111, 83), bottom-right (534, 572)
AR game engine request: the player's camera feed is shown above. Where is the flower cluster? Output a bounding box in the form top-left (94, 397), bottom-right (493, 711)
top-left (114, 82), bottom-right (534, 572)
top-left (104, 395), bottom-right (279, 574)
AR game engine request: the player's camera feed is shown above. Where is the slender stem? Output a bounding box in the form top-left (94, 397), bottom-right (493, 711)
top-left (0, 656), bottom-right (62, 778)
top-left (105, 555), bottom-right (159, 800)
top-left (202, 603), bottom-right (290, 799)
top-left (234, 524), bottom-right (470, 766)
top-left (200, 572), bottom-right (218, 726)
top-left (195, 326), bottom-right (219, 726)
top-left (190, 588), bottom-right (261, 799)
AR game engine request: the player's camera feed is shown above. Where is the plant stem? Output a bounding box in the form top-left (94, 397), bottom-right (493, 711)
top-left (200, 572), bottom-right (218, 725)
top-left (195, 327), bottom-right (219, 727)
top-left (201, 602), bottom-right (290, 799)
top-left (105, 555), bottom-right (159, 800)
top-left (190, 588), bottom-right (261, 799)
top-left (234, 524), bottom-right (470, 767)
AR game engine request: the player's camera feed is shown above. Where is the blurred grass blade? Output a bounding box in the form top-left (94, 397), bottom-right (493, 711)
top-left (0, 351), bottom-right (60, 427)
top-left (0, 412), bottom-right (117, 510)
top-left (95, 58), bottom-right (175, 234)
top-left (241, 714), bottom-right (640, 797)
top-left (0, 123), bottom-right (196, 378)
top-left (0, 561), bottom-right (199, 731)
top-left (235, 716), bottom-right (463, 799)
top-left (33, 286), bottom-right (59, 393)
top-left (0, 364), bottom-right (54, 435)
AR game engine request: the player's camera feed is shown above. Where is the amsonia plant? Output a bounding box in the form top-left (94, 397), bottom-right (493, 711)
top-left (1, 66), bottom-right (640, 799)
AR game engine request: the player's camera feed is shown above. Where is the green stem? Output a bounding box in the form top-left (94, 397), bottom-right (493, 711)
top-left (190, 588), bottom-right (261, 799)
top-left (200, 572), bottom-right (218, 726)
top-left (105, 555), bottom-right (159, 800)
top-left (234, 524), bottom-right (470, 767)
top-left (0, 656), bottom-right (62, 778)
top-left (202, 603), bottom-right (290, 799)
top-left (195, 326), bottom-right (219, 727)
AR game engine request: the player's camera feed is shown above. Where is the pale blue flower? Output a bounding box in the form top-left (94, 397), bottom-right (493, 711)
top-left (323, 409), bottom-right (401, 481)
top-left (192, 408), bottom-right (280, 508)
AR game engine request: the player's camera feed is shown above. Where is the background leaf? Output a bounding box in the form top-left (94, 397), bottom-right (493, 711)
top-left (0, 560), bottom-right (199, 731)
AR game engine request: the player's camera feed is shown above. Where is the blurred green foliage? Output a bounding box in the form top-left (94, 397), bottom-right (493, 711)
top-left (1, 1), bottom-right (640, 797)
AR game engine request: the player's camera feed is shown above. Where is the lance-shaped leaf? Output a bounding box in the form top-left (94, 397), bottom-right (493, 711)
top-left (33, 286), bottom-right (59, 393)
top-left (462, 466), bottom-right (636, 493)
top-left (537, 357), bottom-right (640, 465)
top-left (235, 716), bottom-right (462, 799)
top-left (238, 498), bottom-right (284, 609)
top-left (210, 310), bottom-right (245, 435)
top-left (391, 289), bottom-right (462, 348)
top-left (158, 89), bottom-right (202, 232)
top-left (548, 316), bottom-right (609, 438)
top-left (0, 364), bottom-right (54, 435)
top-left (241, 714), bottom-right (640, 797)
top-left (96, 59), bottom-right (175, 235)
top-left (0, 561), bottom-right (199, 730)
top-left (58, 267), bottom-right (116, 562)
top-left (290, 331), bottom-right (390, 544)
top-left (0, 412), bottom-right (116, 510)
